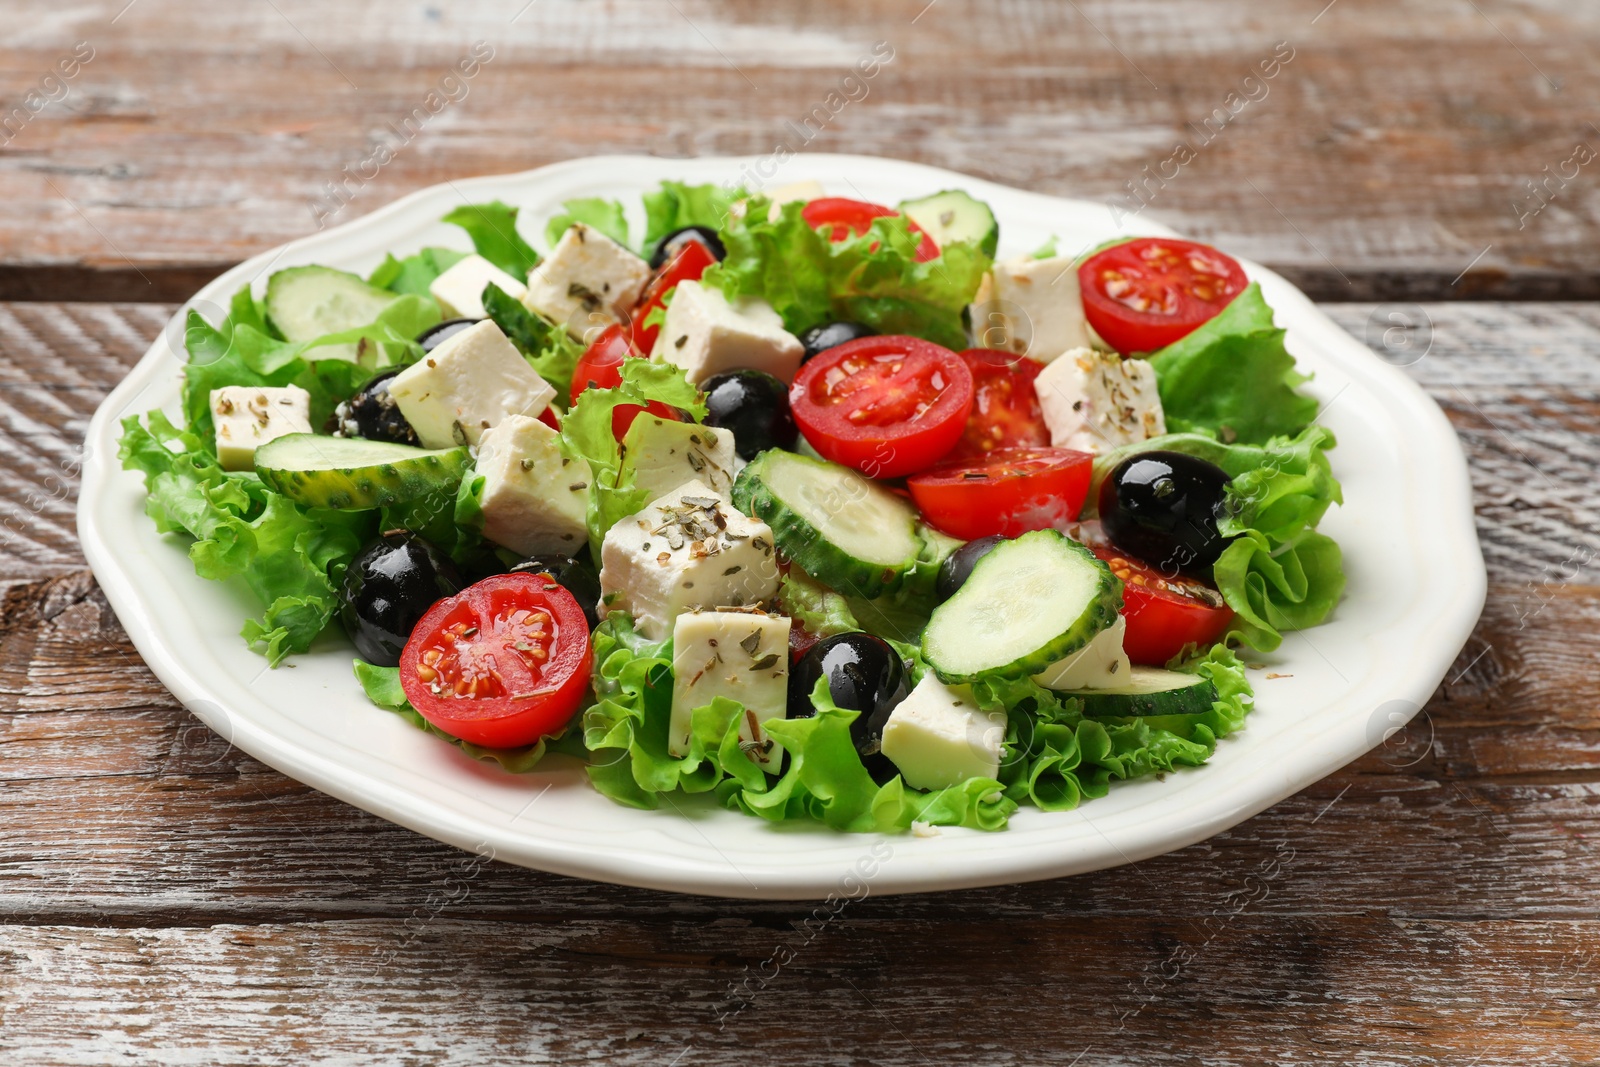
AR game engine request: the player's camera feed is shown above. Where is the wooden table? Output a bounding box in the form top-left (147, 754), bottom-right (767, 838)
top-left (3, 2), bottom-right (1598, 1062)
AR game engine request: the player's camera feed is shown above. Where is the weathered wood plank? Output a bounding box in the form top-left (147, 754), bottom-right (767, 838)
top-left (2, 1), bottom-right (1598, 300)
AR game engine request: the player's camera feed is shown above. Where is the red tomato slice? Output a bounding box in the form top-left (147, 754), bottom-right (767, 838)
top-left (399, 573), bottom-right (593, 748)
top-left (801, 198), bottom-right (940, 262)
top-left (569, 324), bottom-right (681, 438)
top-left (537, 406), bottom-right (561, 430)
top-left (1078, 238), bottom-right (1249, 354)
top-left (948, 348), bottom-right (1051, 460)
top-left (908, 446), bottom-right (1092, 540)
top-left (790, 335), bottom-right (973, 479)
top-left (1092, 546), bottom-right (1235, 666)
top-left (630, 239), bottom-right (717, 353)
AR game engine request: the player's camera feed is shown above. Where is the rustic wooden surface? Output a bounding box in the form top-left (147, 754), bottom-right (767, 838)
top-left (2, 0), bottom-right (1599, 302)
top-left (3, 300), bottom-right (1598, 1064)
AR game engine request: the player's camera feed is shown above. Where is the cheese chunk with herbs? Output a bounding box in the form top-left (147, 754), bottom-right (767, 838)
top-left (880, 673), bottom-right (1008, 792)
top-left (599, 480), bottom-right (781, 641)
top-left (210, 385), bottom-right (313, 471)
top-left (967, 254), bottom-right (1093, 363)
top-left (649, 280), bottom-right (804, 385)
top-left (669, 610), bottom-right (791, 765)
top-left (1032, 616), bottom-right (1131, 690)
top-left (428, 253), bottom-right (527, 319)
top-left (387, 320), bottom-right (556, 450)
top-left (619, 416), bottom-right (741, 501)
top-left (521, 223), bottom-right (651, 339)
top-left (1033, 346), bottom-right (1165, 453)
top-left (472, 414), bottom-right (591, 556)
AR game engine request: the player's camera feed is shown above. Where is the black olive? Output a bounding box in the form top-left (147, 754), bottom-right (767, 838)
top-left (508, 554), bottom-right (602, 630)
top-left (936, 534), bottom-right (1008, 603)
top-left (700, 369), bottom-right (797, 460)
top-left (416, 317), bottom-right (477, 353)
top-left (1099, 451), bottom-right (1233, 574)
top-left (788, 633), bottom-right (910, 784)
top-left (340, 532), bottom-right (463, 667)
top-left (326, 368), bottom-right (420, 446)
top-left (649, 225), bottom-right (726, 270)
top-left (797, 320), bottom-right (877, 363)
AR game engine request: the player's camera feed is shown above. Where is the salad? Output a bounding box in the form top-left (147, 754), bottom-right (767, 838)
top-left (119, 177), bottom-right (1344, 834)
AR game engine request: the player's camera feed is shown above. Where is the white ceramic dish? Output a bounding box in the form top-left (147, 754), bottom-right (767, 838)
top-left (77, 154), bottom-right (1484, 900)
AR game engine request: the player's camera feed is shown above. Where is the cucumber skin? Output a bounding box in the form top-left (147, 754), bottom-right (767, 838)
top-left (731, 452), bottom-right (921, 600)
top-left (922, 531), bottom-right (1123, 685)
top-left (1079, 678), bottom-right (1220, 720)
top-left (257, 446), bottom-right (471, 510)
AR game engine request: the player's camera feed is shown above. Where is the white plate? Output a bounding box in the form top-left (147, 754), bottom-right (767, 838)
top-left (78, 154), bottom-right (1484, 900)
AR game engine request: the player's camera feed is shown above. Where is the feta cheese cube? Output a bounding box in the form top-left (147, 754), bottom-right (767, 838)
top-left (669, 610), bottom-right (791, 764)
top-left (649, 280), bottom-right (804, 385)
top-left (880, 673), bottom-right (1008, 792)
top-left (598, 479), bottom-right (781, 641)
top-left (1032, 616), bottom-right (1132, 690)
top-left (521, 223), bottom-right (651, 339)
top-left (968, 254), bottom-right (1093, 363)
top-left (472, 414), bottom-right (591, 556)
top-left (210, 385), bottom-right (313, 471)
top-left (387, 320), bottom-right (556, 450)
top-left (619, 416), bottom-right (741, 501)
top-left (1033, 347), bottom-right (1166, 453)
top-left (428, 253), bottom-right (527, 319)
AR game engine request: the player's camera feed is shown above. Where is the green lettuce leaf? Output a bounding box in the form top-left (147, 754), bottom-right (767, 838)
top-left (701, 197), bottom-right (991, 350)
top-left (481, 282), bottom-right (585, 403)
top-left (441, 201), bottom-right (539, 279)
top-left (368, 246), bottom-right (469, 296)
top-left (544, 197), bottom-right (630, 249)
top-left (1147, 283), bottom-right (1318, 444)
top-left (776, 570), bottom-right (860, 638)
top-left (1214, 531), bottom-right (1344, 651)
top-left (641, 181), bottom-right (747, 253)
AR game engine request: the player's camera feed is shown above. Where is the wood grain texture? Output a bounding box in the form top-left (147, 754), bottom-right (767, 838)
top-left (1, 300), bottom-right (1598, 1062)
top-left (3, 0), bottom-right (1600, 301)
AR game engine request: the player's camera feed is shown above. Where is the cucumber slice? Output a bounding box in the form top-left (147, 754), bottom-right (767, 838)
top-left (898, 190), bottom-right (1000, 258)
top-left (254, 433), bottom-right (471, 510)
top-left (922, 530), bottom-right (1121, 683)
top-left (731, 450), bottom-right (922, 598)
top-left (264, 266), bottom-right (402, 349)
top-left (1077, 667), bottom-right (1219, 719)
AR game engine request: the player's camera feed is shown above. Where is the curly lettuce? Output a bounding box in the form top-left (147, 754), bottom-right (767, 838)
top-left (440, 200), bottom-right (540, 279)
top-left (641, 181), bottom-right (748, 253)
top-left (367, 246), bottom-right (469, 296)
top-left (544, 197), bottom-right (630, 249)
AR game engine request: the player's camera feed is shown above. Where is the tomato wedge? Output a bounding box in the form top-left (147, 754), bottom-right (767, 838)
top-left (1078, 238), bottom-right (1249, 354)
top-left (399, 573), bottom-right (593, 748)
top-left (908, 446), bottom-right (1092, 540)
top-left (1093, 546), bottom-right (1235, 666)
top-left (630, 238), bottom-right (717, 353)
top-left (790, 335), bottom-right (973, 479)
top-left (801, 198), bottom-right (940, 262)
top-left (569, 324), bottom-right (680, 438)
top-left (948, 348), bottom-right (1051, 460)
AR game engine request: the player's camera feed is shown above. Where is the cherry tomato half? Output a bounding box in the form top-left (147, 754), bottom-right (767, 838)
top-left (569, 324), bottom-right (680, 439)
top-left (1078, 238), bottom-right (1249, 355)
top-left (399, 573), bottom-right (594, 748)
top-left (801, 198), bottom-right (940, 262)
top-left (908, 446), bottom-right (1092, 540)
top-left (630, 239), bottom-right (717, 354)
top-left (790, 335), bottom-right (973, 479)
top-left (948, 348), bottom-right (1051, 460)
top-left (1093, 547), bottom-right (1235, 666)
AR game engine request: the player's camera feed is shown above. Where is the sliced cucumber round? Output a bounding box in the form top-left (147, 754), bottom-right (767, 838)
top-left (731, 449), bottom-right (922, 598)
top-left (265, 266), bottom-right (401, 344)
top-left (255, 433), bottom-right (471, 510)
top-left (922, 530), bottom-right (1121, 683)
top-left (898, 189), bottom-right (999, 258)
top-left (1077, 667), bottom-right (1219, 720)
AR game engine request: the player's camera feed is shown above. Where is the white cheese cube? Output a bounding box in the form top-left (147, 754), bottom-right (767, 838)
top-left (880, 673), bottom-right (1008, 792)
top-left (1032, 616), bottom-right (1131, 690)
top-left (598, 479), bottom-right (781, 641)
top-left (968, 255), bottom-right (1093, 363)
top-left (210, 385), bottom-right (313, 471)
top-left (428, 253), bottom-right (527, 319)
top-left (1033, 346), bottom-right (1166, 453)
top-left (669, 611), bottom-right (791, 764)
top-left (649, 280), bottom-right (804, 385)
top-left (620, 416), bottom-right (741, 501)
top-left (473, 414), bottom-right (591, 556)
top-left (521, 223), bottom-right (651, 340)
top-left (387, 320), bottom-right (556, 450)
